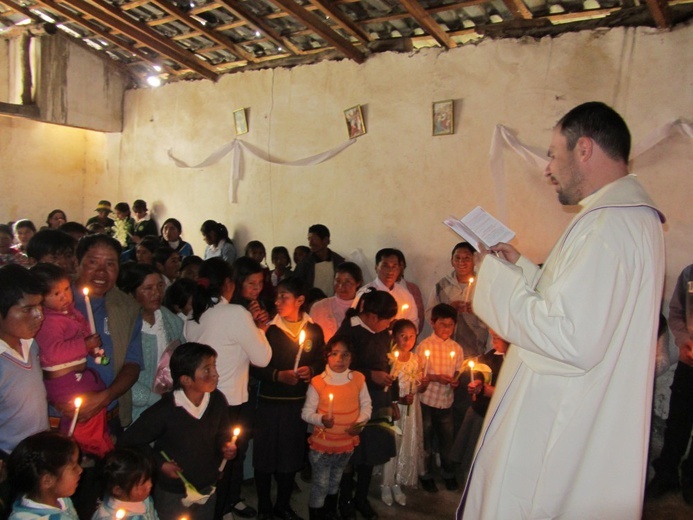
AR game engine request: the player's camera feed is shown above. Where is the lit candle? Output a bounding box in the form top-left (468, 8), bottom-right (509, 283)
top-left (219, 427), bottom-right (242, 472)
top-left (389, 350), bottom-right (400, 377)
top-left (294, 330), bottom-right (306, 372)
top-left (468, 360), bottom-right (475, 382)
top-left (82, 287), bottom-right (96, 334)
top-left (463, 277), bottom-right (475, 303)
top-left (400, 303), bottom-right (409, 315)
top-left (423, 349), bottom-right (430, 376)
top-left (115, 508), bottom-right (126, 519)
top-left (68, 397), bottom-right (83, 436)
top-left (449, 351), bottom-right (456, 377)
top-left (328, 393), bottom-right (334, 419)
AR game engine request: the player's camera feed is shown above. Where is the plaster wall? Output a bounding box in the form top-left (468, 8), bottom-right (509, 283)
top-left (115, 24), bottom-right (692, 303)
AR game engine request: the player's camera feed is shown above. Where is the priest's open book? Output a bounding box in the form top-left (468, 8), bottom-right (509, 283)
top-left (444, 207), bottom-right (515, 251)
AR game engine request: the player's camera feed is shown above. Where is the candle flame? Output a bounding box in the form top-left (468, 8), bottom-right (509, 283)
top-left (299, 330), bottom-right (306, 345)
top-left (233, 427), bottom-right (241, 436)
top-left (425, 349), bottom-right (431, 358)
top-left (450, 351), bottom-right (456, 359)
top-left (328, 393), bottom-right (334, 401)
top-left (401, 304), bottom-right (409, 312)
top-left (394, 350), bottom-right (400, 359)
top-left (468, 360), bottom-right (475, 369)
top-left (469, 277), bottom-right (474, 284)
top-left (115, 509), bottom-right (126, 519)
top-left (74, 397), bottom-right (83, 408)
top-left (82, 287), bottom-right (89, 296)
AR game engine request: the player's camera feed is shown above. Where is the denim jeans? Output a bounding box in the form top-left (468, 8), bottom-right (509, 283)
top-left (308, 450), bottom-right (353, 507)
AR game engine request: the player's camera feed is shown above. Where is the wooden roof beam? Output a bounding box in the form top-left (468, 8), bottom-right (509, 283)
top-left (148, 0), bottom-right (257, 62)
top-left (645, 0), bottom-right (672, 28)
top-left (215, 0), bottom-right (303, 56)
top-left (74, 0), bottom-right (218, 79)
top-left (307, 0), bottom-right (371, 43)
top-left (267, 0), bottom-right (365, 63)
top-left (397, 0), bottom-right (457, 48)
top-left (501, 0), bottom-right (533, 20)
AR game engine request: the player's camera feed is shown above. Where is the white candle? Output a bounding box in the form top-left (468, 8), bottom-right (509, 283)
top-left (449, 351), bottom-right (456, 377)
top-left (83, 288), bottom-right (96, 334)
top-left (389, 350), bottom-right (400, 377)
top-left (423, 349), bottom-right (430, 376)
top-left (328, 393), bottom-right (334, 419)
top-left (294, 330), bottom-right (306, 372)
top-left (219, 427), bottom-right (242, 472)
top-left (68, 397), bottom-right (82, 436)
top-left (468, 360), bottom-right (475, 382)
top-left (463, 278), bottom-right (475, 303)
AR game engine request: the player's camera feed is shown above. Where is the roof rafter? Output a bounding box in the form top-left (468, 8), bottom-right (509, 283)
top-left (307, 0), bottom-right (371, 43)
top-left (645, 0), bottom-right (672, 27)
top-left (397, 0), bottom-right (457, 48)
top-left (267, 0), bottom-right (366, 63)
top-left (501, 0), bottom-right (533, 19)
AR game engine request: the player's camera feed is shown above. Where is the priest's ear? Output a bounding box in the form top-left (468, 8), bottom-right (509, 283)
top-left (575, 136), bottom-right (594, 162)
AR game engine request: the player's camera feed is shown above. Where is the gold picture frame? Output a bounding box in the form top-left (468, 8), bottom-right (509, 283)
top-left (344, 105), bottom-right (366, 139)
top-left (233, 108), bottom-right (248, 135)
top-left (432, 100), bottom-right (454, 136)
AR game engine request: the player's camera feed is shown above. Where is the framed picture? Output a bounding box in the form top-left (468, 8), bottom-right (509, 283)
top-left (233, 108), bottom-right (248, 135)
top-left (432, 100), bottom-right (454, 136)
top-left (344, 105), bottom-right (366, 138)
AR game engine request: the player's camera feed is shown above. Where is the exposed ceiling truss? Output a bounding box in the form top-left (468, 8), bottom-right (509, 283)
top-left (0, 0), bottom-right (691, 87)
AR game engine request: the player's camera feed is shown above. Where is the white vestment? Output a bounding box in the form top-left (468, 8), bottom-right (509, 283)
top-left (458, 175), bottom-right (665, 520)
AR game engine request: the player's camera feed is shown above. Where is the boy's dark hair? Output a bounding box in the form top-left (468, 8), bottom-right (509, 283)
top-left (164, 278), bottom-right (196, 315)
top-left (117, 263), bottom-right (159, 295)
top-left (356, 288), bottom-right (398, 320)
top-left (557, 101), bottom-right (631, 163)
top-left (154, 245), bottom-right (176, 266)
top-left (392, 319), bottom-right (417, 337)
top-left (294, 245), bottom-right (310, 257)
top-left (171, 342), bottom-right (218, 390)
top-left (30, 263), bottom-right (69, 293)
top-left (375, 248), bottom-right (404, 265)
top-left (277, 276), bottom-right (308, 300)
top-left (335, 261), bottom-right (363, 285)
top-left (271, 246), bottom-right (291, 269)
top-left (75, 234), bottom-right (122, 263)
top-left (8, 431), bottom-right (77, 495)
top-left (0, 265), bottom-right (45, 318)
top-left (451, 242), bottom-right (475, 257)
top-left (324, 334), bottom-right (355, 362)
top-left (308, 224), bottom-right (330, 240)
top-left (431, 303), bottom-right (458, 324)
top-left (59, 221), bottom-right (88, 237)
top-left (102, 447), bottom-right (154, 497)
top-left (26, 229), bottom-right (77, 262)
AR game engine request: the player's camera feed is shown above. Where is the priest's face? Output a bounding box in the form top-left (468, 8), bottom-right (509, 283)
top-left (545, 127), bottom-right (585, 206)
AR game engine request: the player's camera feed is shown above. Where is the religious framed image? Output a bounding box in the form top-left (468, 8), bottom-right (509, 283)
top-left (233, 108), bottom-right (248, 135)
top-left (432, 100), bottom-right (454, 136)
top-left (344, 105), bottom-right (366, 139)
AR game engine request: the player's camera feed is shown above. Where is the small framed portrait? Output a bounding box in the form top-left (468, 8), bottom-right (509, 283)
top-left (432, 100), bottom-right (454, 136)
top-left (344, 105), bottom-right (366, 139)
top-left (233, 108), bottom-right (248, 135)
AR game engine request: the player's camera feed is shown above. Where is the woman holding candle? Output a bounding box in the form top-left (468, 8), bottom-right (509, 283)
top-left (301, 336), bottom-right (372, 520)
top-left (250, 277), bottom-right (325, 520)
top-left (31, 263), bottom-right (114, 458)
top-left (310, 262), bottom-right (364, 343)
top-left (117, 264), bottom-right (186, 422)
top-left (334, 288), bottom-right (398, 520)
top-left (381, 319), bottom-right (427, 507)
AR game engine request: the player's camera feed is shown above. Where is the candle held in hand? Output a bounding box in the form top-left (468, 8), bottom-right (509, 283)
top-left (449, 351), bottom-right (456, 377)
top-left (294, 330), bottom-right (306, 372)
top-left (219, 427), bottom-right (242, 472)
top-left (82, 287), bottom-right (96, 334)
top-left (389, 350), bottom-right (400, 377)
top-left (68, 397), bottom-right (83, 437)
top-left (463, 277), bottom-right (475, 303)
top-left (423, 349), bottom-right (430, 376)
top-left (328, 393), bottom-right (334, 419)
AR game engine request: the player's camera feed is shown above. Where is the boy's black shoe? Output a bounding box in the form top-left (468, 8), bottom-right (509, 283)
top-left (273, 507), bottom-right (304, 520)
top-left (354, 499), bottom-right (378, 520)
top-left (419, 477), bottom-right (439, 493)
top-left (444, 477), bottom-right (459, 491)
top-left (232, 500), bottom-right (258, 518)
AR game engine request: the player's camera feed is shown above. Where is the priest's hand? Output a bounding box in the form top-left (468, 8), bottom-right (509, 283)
top-left (489, 243), bottom-right (520, 264)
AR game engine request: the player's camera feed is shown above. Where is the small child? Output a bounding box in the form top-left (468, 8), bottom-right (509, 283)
top-left (416, 303), bottom-right (463, 493)
top-left (8, 431), bottom-right (82, 519)
top-left (31, 263), bottom-right (114, 459)
top-left (119, 342), bottom-right (235, 520)
top-left (301, 336), bottom-right (372, 520)
top-left (381, 320), bottom-right (428, 507)
top-left (91, 447), bottom-right (158, 519)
